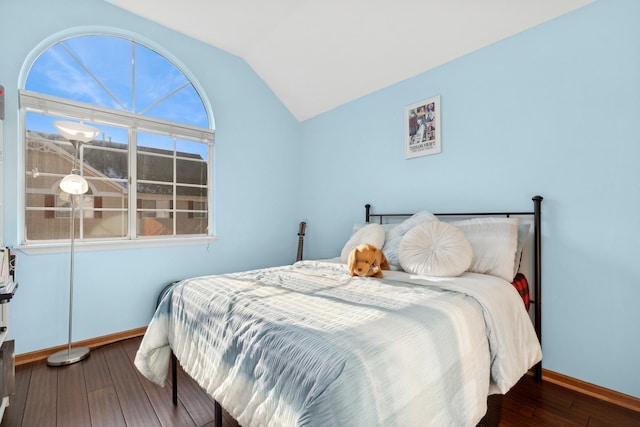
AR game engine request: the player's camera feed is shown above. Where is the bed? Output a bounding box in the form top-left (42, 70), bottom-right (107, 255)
top-left (135, 196), bottom-right (543, 427)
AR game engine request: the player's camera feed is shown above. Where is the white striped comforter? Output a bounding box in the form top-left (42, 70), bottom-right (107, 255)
top-left (135, 260), bottom-right (541, 427)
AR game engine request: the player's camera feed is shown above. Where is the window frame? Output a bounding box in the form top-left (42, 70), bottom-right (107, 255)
top-left (17, 35), bottom-right (216, 255)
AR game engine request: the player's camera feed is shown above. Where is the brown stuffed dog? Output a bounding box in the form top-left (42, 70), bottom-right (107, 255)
top-left (348, 243), bottom-right (390, 278)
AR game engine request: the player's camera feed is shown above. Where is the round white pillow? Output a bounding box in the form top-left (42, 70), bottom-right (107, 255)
top-left (398, 221), bottom-right (473, 277)
top-left (340, 223), bottom-right (386, 263)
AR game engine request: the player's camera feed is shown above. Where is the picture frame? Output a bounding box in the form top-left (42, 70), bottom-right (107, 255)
top-left (405, 95), bottom-right (441, 159)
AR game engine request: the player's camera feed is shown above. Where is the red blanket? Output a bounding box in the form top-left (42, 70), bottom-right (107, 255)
top-left (511, 273), bottom-right (530, 311)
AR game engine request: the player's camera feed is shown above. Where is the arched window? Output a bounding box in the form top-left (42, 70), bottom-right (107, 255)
top-left (20, 34), bottom-right (214, 249)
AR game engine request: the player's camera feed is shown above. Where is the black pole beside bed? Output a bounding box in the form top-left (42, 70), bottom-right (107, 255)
top-left (532, 195), bottom-right (543, 381)
top-left (171, 353), bottom-right (223, 422)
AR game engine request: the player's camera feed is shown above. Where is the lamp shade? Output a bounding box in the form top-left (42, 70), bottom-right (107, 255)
top-left (60, 173), bottom-right (89, 195)
top-left (54, 121), bottom-right (99, 143)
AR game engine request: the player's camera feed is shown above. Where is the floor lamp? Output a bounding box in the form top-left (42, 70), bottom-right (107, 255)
top-left (47, 121), bottom-right (99, 367)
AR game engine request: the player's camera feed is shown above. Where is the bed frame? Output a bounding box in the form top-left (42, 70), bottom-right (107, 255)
top-left (365, 195), bottom-right (543, 381)
top-left (365, 196), bottom-right (543, 427)
top-left (170, 195), bottom-right (543, 427)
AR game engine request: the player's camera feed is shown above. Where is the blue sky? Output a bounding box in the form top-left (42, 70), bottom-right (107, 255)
top-left (25, 34), bottom-right (209, 159)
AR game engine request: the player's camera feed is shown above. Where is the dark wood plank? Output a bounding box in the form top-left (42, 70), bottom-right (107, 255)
top-left (5, 338), bottom-right (640, 427)
top-left (121, 335), bottom-right (198, 426)
top-left (83, 345), bottom-right (127, 426)
top-left (573, 395), bottom-right (640, 427)
top-left (0, 362), bottom-right (31, 427)
top-left (526, 406), bottom-right (588, 426)
top-left (120, 336), bottom-right (140, 362)
top-left (83, 346), bottom-right (114, 393)
top-left (223, 409), bottom-right (242, 427)
top-left (175, 362), bottom-right (219, 426)
top-left (501, 375), bottom-right (640, 427)
top-left (87, 386), bottom-right (126, 427)
top-left (202, 409), bottom-right (241, 427)
top-left (21, 361), bottom-right (57, 427)
top-left (123, 335), bottom-right (230, 427)
top-left (56, 362), bottom-right (91, 426)
top-left (101, 341), bottom-right (161, 426)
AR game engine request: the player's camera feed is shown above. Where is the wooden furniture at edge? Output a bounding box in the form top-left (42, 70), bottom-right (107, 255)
top-left (0, 280), bottom-right (17, 422)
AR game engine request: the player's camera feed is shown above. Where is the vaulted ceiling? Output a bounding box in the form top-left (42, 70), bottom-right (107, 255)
top-left (109, 0), bottom-right (592, 121)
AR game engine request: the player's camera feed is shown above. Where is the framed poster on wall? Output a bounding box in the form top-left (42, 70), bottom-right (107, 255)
top-left (405, 95), bottom-right (441, 159)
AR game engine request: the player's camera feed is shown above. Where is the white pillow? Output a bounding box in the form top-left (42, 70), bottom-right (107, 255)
top-left (382, 211), bottom-right (438, 268)
top-left (513, 222), bottom-right (532, 278)
top-left (452, 217), bottom-right (519, 282)
top-left (340, 223), bottom-right (385, 262)
top-left (399, 221), bottom-right (472, 277)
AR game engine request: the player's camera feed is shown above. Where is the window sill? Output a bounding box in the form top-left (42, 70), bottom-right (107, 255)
top-left (15, 236), bottom-right (217, 255)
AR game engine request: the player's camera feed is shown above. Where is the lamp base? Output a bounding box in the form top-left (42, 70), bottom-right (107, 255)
top-left (47, 346), bottom-right (90, 367)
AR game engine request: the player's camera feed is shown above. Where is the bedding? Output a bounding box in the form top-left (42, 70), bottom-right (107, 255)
top-left (381, 211), bottom-right (437, 268)
top-left (340, 223), bottom-right (385, 262)
top-left (452, 217), bottom-right (520, 282)
top-left (135, 260), bottom-right (541, 427)
top-left (355, 214), bottom-right (527, 281)
top-left (398, 221), bottom-right (473, 277)
top-left (513, 223), bottom-right (532, 278)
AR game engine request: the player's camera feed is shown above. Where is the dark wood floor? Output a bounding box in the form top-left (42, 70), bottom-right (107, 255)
top-left (2, 336), bottom-right (639, 426)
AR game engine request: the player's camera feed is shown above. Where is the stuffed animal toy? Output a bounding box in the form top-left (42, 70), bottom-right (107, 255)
top-left (348, 243), bottom-right (390, 278)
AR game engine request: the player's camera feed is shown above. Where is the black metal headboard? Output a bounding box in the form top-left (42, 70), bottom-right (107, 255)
top-left (365, 195), bottom-right (543, 381)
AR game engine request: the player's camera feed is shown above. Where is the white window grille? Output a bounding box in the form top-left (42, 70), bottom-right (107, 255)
top-left (20, 35), bottom-right (214, 249)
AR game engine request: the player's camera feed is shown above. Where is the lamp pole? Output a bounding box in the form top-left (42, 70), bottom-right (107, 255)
top-left (47, 122), bottom-right (98, 367)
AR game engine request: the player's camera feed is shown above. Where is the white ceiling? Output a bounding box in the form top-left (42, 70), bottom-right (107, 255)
top-left (109, 0), bottom-right (592, 121)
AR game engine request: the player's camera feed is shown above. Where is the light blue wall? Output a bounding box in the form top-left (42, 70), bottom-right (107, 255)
top-left (300, 0), bottom-right (640, 399)
top-left (0, 0), bottom-right (301, 354)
